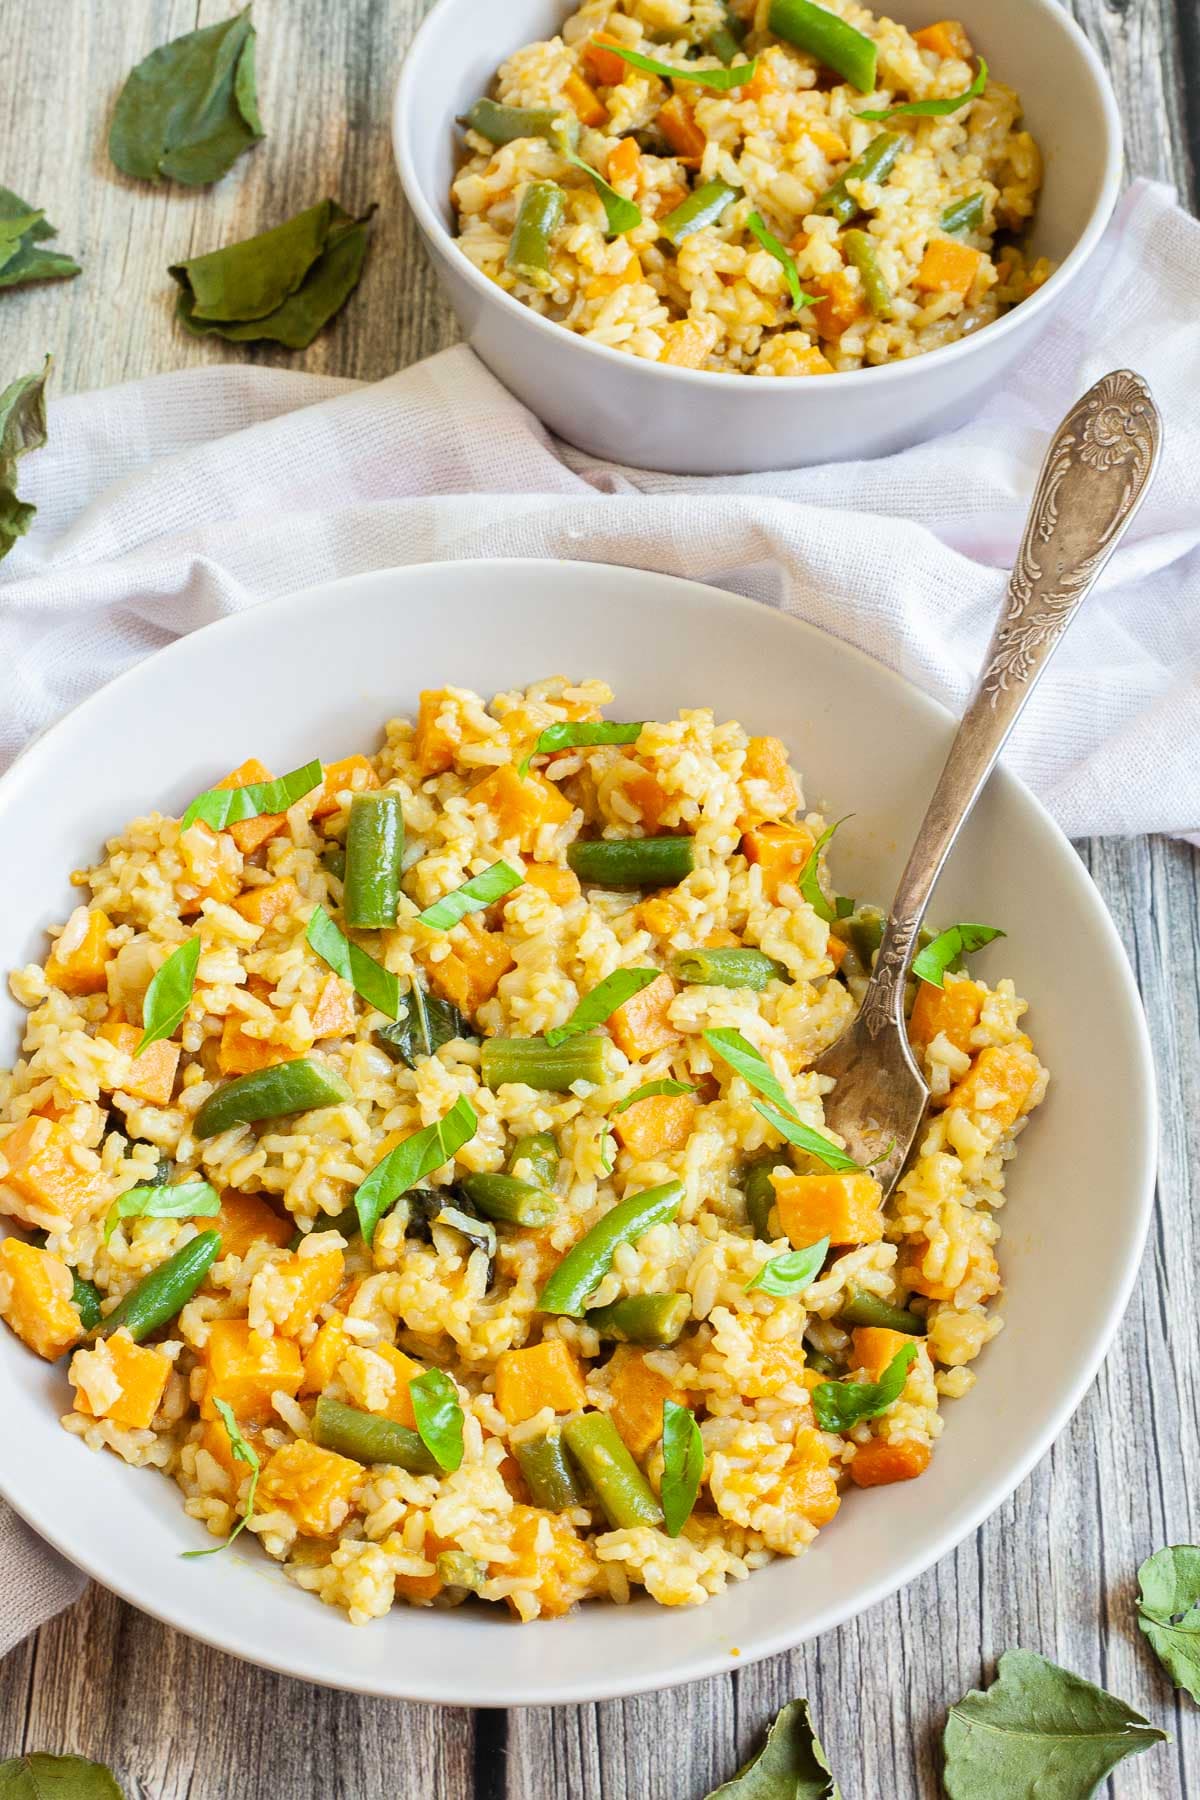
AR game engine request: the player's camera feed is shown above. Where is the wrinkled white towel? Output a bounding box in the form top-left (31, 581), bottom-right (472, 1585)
top-left (1, 175), bottom-right (1198, 1655)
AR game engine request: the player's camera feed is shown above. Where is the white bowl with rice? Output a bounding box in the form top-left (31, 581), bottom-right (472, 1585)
top-left (393, 0), bottom-right (1121, 473)
top-left (0, 560), bottom-right (1155, 1703)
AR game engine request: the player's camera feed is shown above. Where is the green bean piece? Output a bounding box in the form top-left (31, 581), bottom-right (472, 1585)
top-left (835, 903), bottom-right (886, 970)
top-left (461, 97), bottom-right (579, 153)
top-left (506, 181), bottom-right (565, 292)
top-left (706, 4), bottom-right (746, 65)
top-left (941, 191), bottom-right (985, 235)
top-left (815, 131), bottom-right (904, 225)
top-left (670, 946), bottom-right (786, 990)
top-left (659, 179), bottom-right (738, 247)
top-left (193, 1057), bottom-right (352, 1139)
top-left (563, 1412), bottom-right (663, 1528)
top-left (742, 1155), bottom-right (780, 1241)
top-left (69, 1272), bottom-right (104, 1334)
top-left (767, 0), bottom-right (878, 91)
top-left (459, 1172), bottom-right (558, 1227)
top-left (508, 1130), bottom-right (559, 1189)
top-left (515, 1431), bottom-right (587, 1511)
top-left (838, 1287), bottom-right (926, 1335)
top-left (90, 1230), bottom-right (220, 1343)
top-left (540, 1180), bottom-right (684, 1316)
top-left (842, 227), bottom-right (892, 317)
top-left (344, 791), bottom-right (405, 929)
top-left (567, 836), bottom-right (695, 888)
top-left (312, 1395), bottom-right (439, 1473)
top-left (321, 846), bottom-right (346, 882)
top-left (585, 1291), bottom-right (691, 1346)
top-left (805, 1346), bottom-right (837, 1376)
top-left (481, 1035), bottom-right (608, 1092)
top-left (436, 1550), bottom-right (486, 1592)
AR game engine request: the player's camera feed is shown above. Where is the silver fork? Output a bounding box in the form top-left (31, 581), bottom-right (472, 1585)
top-left (810, 369), bottom-right (1162, 1197)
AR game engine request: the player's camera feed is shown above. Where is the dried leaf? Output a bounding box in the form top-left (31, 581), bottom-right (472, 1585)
top-left (1137, 1545), bottom-right (1200, 1703)
top-left (0, 190), bottom-right (81, 289)
top-left (0, 357), bottom-right (50, 564)
top-left (705, 1699), bottom-right (842, 1798)
top-left (0, 1754), bottom-right (125, 1799)
top-left (108, 5), bottom-right (263, 187)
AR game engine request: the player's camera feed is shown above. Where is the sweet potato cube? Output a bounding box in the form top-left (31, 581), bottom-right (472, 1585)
top-left (944, 1043), bottom-right (1041, 1129)
top-left (826, 934), bottom-right (848, 970)
top-left (607, 136), bottom-right (640, 184)
top-left (423, 915), bottom-right (514, 1015)
top-left (301, 1313), bottom-right (348, 1395)
top-left (813, 267), bottom-right (866, 339)
top-left (849, 1436), bottom-right (931, 1487)
top-left (913, 19), bottom-right (973, 59)
top-left (742, 822), bottom-right (817, 901)
top-left (312, 754), bottom-right (379, 819)
top-left (656, 94), bottom-right (705, 162)
top-left (218, 1014), bottom-right (287, 1077)
top-left (608, 972), bottom-right (679, 1061)
top-left (563, 70), bottom-right (606, 128)
top-left (517, 865), bottom-right (581, 907)
top-left (469, 764), bottom-right (573, 851)
top-left (0, 1117), bottom-right (100, 1228)
top-left (178, 822), bottom-right (244, 913)
top-left (361, 1341), bottom-right (424, 1426)
top-left (96, 1022), bottom-right (181, 1107)
top-left (612, 1093), bottom-right (697, 1159)
top-left (852, 1326), bottom-right (915, 1384)
top-left (44, 907), bottom-right (112, 996)
top-left (583, 32), bottom-right (628, 87)
top-left (502, 1505), bottom-right (595, 1617)
top-left (780, 1426), bottom-right (841, 1526)
top-left (608, 1347), bottom-right (676, 1457)
top-left (212, 1189), bottom-right (293, 1260)
top-left (623, 766), bottom-right (669, 830)
top-left (311, 973), bottom-right (357, 1040)
top-left (257, 1440), bottom-right (361, 1536)
top-left (584, 256), bottom-right (645, 301)
top-left (494, 1339), bottom-right (587, 1425)
top-left (215, 758), bottom-right (289, 856)
top-left (915, 238), bottom-right (983, 297)
top-left (772, 1170), bottom-right (884, 1247)
top-left (270, 1248), bottom-right (345, 1338)
top-left (0, 1237), bottom-right (81, 1360)
top-left (414, 690), bottom-right (462, 775)
top-left (658, 317), bottom-right (720, 368)
top-left (199, 1413), bottom-right (265, 1484)
top-left (231, 878), bottom-right (302, 928)
top-left (70, 1329), bottom-right (172, 1430)
top-left (908, 975), bottom-right (985, 1053)
top-left (201, 1318), bottom-right (302, 1426)
top-left (740, 736), bottom-right (799, 824)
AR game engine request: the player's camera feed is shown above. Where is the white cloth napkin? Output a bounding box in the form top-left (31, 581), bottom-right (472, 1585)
top-left (1, 175), bottom-right (1198, 1654)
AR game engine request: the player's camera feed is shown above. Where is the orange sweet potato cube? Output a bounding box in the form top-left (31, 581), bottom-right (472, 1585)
top-left (301, 1313), bottom-right (348, 1395)
top-left (742, 822), bottom-right (817, 901)
top-left (211, 1190), bottom-right (293, 1260)
top-left (414, 690), bottom-right (462, 775)
top-left (740, 735), bottom-right (799, 825)
top-left (312, 755), bottom-right (380, 819)
top-left (178, 822), bottom-right (244, 914)
top-left (656, 93), bottom-right (706, 162)
top-left (469, 764), bottom-right (573, 851)
top-left (623, 766), bottom-right (669, 830)
top-left (913, 19), bottom-right (973, 58)
top-left (780, 1426), bottom-right (841, 1526)
top-left (813, 267), bottom-right (866, 340)
top-left (0, 1237), bottom-right (81, 1360)
top-left (944, 1043), bottom-right (1041, 1129)
top-left (771, 1170), bottom-right (884, 1247)
top-left (584, 257), bottom-right (645, 301)
top-left (311, 973), bottom-right (357, 1040)
top-left (915, 238), bottom-right (983, 297)
top-left (231, 878), bottom-right (302, 928)
top-left (0, 1117), bottom-right (100, 1228)
top-left (270, 1248), bottom-right (345, 1338)
top-left (563, 70), bottom-right (606, 128)
top-left (608, 1347), bottom-right (676, 1458)
top-left (257, 1440), bottom-right (361, 1536)
top-left (423, 915), bottom-right (514, 1015)
top-left (201, 1318), bottom-right (302, 1426)
top-left (198, 1412), bottom-right (265, 1484)
top-left (502, 1505), bottom-right (595, 1618)
top-left (658, 317), bottom-right (720, 368)
top-left (71, 1329), bottom-right (172, 1430)
top-left (494, 1339), bottom-right (587, 1425)
top-left (612, 1093), bottom-right (697, 1159)
top-left (218, 1014), bottom-right (287, 1077)
top-left (607, 136), bottom-right (640, 184)
top-left (826, 934), bottom-right (848, 970)
top-left (582, 32), bottom-right (628, 87)
top-left (852, 1326), bottom-right (915, 1384)
top-left (44, 907), bottom-right (112, 996)
top-left (215, 759), bottom-right (289, 856)
top-left (908, 975), bottom-right (985, 1053)
top-left (369, 1342), bottom-right (425, 1427)
top-left (96, 1022), bottom-right (181, 1107)
top-left (517, 865), bottom-right (581, 907)
top-left (849, 1436), bottom-right (931, 1487)
top-left (608, 972), bottom-right (679, 1061)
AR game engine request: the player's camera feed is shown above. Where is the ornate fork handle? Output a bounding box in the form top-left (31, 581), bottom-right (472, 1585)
top-left (860, 370), bottom-right (1162, 1039)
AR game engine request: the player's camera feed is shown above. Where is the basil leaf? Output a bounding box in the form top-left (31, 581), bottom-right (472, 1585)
top-left (747, 1236), bottom-right (829, 1296)
top-left (0, 357), bottom-right (50, 565)
top-left (614, 1078), bottom-right (696, 1113)
top-left (704, 1029), bottom-right (860, 1169)
top-left (860, 57), bottom-right (988, 121)
top-left (943, 1648), bottom-right (1167, 1798)
top-left (545, 966), bottom-right (660, 1048)
top-left (704, 1698), bottom-right (842, 1799)
top-left (354, 1094), bottom-right (478, 1242)
top-left (181, 758), bottom-right (322, 831)
top-left (520, 719), bottom-right (644, 777)
top-left (660, 1399), bottom-right (704, 1536)
top-left (752, 1098), bottom-right (862, 1173)
top-left (417, 860), bottom-right (523, 931)
top-left (0, 1754), bottom-right (126, 1799)
top-left (797, 818), bottom-right (853, 926)
top-left (306, 904), bottom-right (399, 1019)
top-left (812, 1341), bottom-right (916, 1431)
top-left (1137, 1545), bottom-right (1200, 1702)
top-left (181, 1397), bottom-right (261, 1558)
top-left (137, 935), bottom-right (201, 1056)
top-left (410, 1367), bottom-right (465, 1472)
top-left (598, 40), bottom-right (758, 90)
top-left (911, 922), bottom-right (1005, 988)
top-left (0, 190), bottom-right (81, 290)
top-left (170, 201), bottom-right (375, 349)
top-left (70, 1272), bottom-right (104, 1333)
top-left (109, 5), bottom-right (263, 186)
top-left (746, 211), bottom-right (818, 310)
top-left (374, 980), bottom-right (474, 1068)
top-left (104, 1178), bottom-right (219, 1243)
top-left (563, 151), bottom-right (642, 235)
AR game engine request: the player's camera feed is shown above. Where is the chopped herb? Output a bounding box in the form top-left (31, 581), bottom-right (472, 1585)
top-left (0, 189), bottom-right (81, 289)
top-left (545, 966), bottom-right (659, 1047)
top-left (520, 719), bottom-right (643, 777)
top-left (417, 860), bottom-right (523, 931)
top-left (136, 936), bottom-right (201, 1057)
top-left (353, 1094), bottom-right (478, 1243)
top-left (797, 818), bottom-right (854, 925)
top-left (912, 922), bottom-right (1005, 987)
top-left (614, 1078), bottom-right (696, 1113)
top-left (703, 1697), bottom-right (842, 1798)
top-left (703, 1027), bottom-right (860, 1170)
top-left (181, 759), bottom-right (322, 832)
top-left (409, 1368), bottom-right (465, 1472)
top-left (595, 39), bottom-right (758, 90)
top-left (812, 1341), bottom-right (916, 1431)
top-left (109, 5), bottom-right (263, 186)
top-left (1136, 1545), bottom-right (1200, 1702)
top-left (305, 904), bottom-right (399, 1018)
top-left (0, 358), bottom-right (50, 565)
top-left (562, 150), bottom-right (643, 235)
top-left (746, 1236), bottom-right (829, 1296)
top-left (104, 1178), bottom-right (219, 1243)
top-left (181, 1398), bottom-right (260, 1557)
top-left (660, 1399), bottom-right (704, 1537)
top-left (69, 1273), bottom-right (104, 1334)
top-left (746, 210), bottom-right (818, 310)
top-left (374, 980), bottom-right (473, 1067)
top-left (859, 58), bottom-right (988, 121)
top-left (752, 1097), bottom-right (862, 1173)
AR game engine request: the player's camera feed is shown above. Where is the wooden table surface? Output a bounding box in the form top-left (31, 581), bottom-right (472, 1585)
top-left (2, 4), bottom-right (1198, 1796)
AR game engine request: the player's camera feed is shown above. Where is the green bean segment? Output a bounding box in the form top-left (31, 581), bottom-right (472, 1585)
top-left (670, 947), bottom-right (785, 990)
top-left (540, 1180), bottom-right (684, 1316)
top-left (515, 1431), bottom-right (586, 1510)
top-left (437, 1550), bottom-right (486, 1592)
top-left (585, 1291), bottom-right (690, 1346)
top-left (940, 191), bottom-right (985, 234)
top-left (344, 791), bottom-right (405, 929)
top-left (459, 1171), bottom-right (558, 1228)
top-left (194, 1057), bottom-right (352, 1139)
top-left (659, 179), bottom-right (738, 246)
top-left (461, 97), bottom-right (579, 153)
top-left (508, 1130), bottom-right (559, 1188)
top-left (567, 836), bottom-right (695, 888)
top-left (742, 1155), bottom-right (781, 1241)
top-left (815, 131), bottom-right (903, 224)
top-left (562, 1411), bottom-right (663, 1528)
top-left (69, 1272), bottom-right (104, 1334)
top-left (838, 1287), bottom-right (926, 1335)
top-left (768, 0), bottom-right (878, 92)
top-left (842, 227), bottom-right (892, 316)
top-left (90, 1230), bottom-right (220, 1343)
top-left (481, 1035), bottom-right (608, 1092)
top-left (312, 1395), bottom-right (438, 1473)
top-left (506, 181), bottom-right (565, 291)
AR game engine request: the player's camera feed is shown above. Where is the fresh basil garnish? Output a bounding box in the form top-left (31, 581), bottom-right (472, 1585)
top-left (911, 922), bottom-right (1005, 987)
top-left (746, 211), bottom-right (818, 310)
top-left (746, 1235), bottom-right (829, 1296)
top-left (137, 935), bottom-right (201, 1057)
top-left (69, 1272), bottom-right (104, 1333)
top-left (354, 1094), bottom-right (478, 1242)
top-left (860, 57), bottom-right (988, 121)
top-left (614, 1077), bottom-right (696, 1113)
top-left (563, 152), bottom-right (642, 235)
top-left (752, 1097), bottom-right (862, 1172)
top-left (0, 1754), bottom-right (126, 1799)
top-left (374, 980), bottom-right (473, 1068)
top-left (109, 5), bottom-right (263, 186)
top-left (797, 818), bottom-right (854, 926)
top-left (170, 200), bottom-right (375, 349)
top-left (942, 1648), bottom-right (1166, 1797)
top-left (0, 358), bottom-right (50, 565)
top-left (704, 1698), bottom-right (842, 1799)
top-left (416, 860), bottom-right (523, 931)
top-left (545, 966), bottom-right (660, 1048)
top-left (181, 759), bottom-right (322, 832)
top-left (306, 904), bottom-right (399, 1019)
top-left (104, 1178), bottom-right (219, 1243)
top-left (0, 190), bottom-right (81, 289)
top-left (1136, 1544), bottom-right (1200, 1702)
top-left (703, 1028), bottom-right (861, 1172)
top-left (521, 720), bottom-right (644, 778)
top-left (597, 40), bottom-right (758, 90)
top-left (812, 1341), bottom-right (916, 1431)
top-left (181, 1398), bottom-right (261, 1558)
top-left (409, 1367), bottom-right (465, 1472)
top-left (660, 1399), bottom-right (703, 1537)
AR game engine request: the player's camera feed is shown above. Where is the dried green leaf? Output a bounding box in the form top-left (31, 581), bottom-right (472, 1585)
top-left (374, 979), bottom-right (474, 1068)
top-left (0, 1755), bottom-right (125, 1800)
top-left (943, 1649), bottom-right (1167, 1798)
top-left (108, 5), bottom-right (263, 187)
top-left (704, 1699), bottom-right (842, 1798)
top-left (1137, 1544), bottom-right (1200, 1703)
top-left (0, 357), bottom-right (50, 564)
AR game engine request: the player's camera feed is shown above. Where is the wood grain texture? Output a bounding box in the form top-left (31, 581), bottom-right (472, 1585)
top-left (1, 3), bottom-right (1198, 1798)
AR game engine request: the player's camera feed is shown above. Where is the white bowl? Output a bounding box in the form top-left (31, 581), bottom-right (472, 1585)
top-left (393, 0), bottom-right (1122, 474)
top-left (0, 560), bottom-right (1154, 1703)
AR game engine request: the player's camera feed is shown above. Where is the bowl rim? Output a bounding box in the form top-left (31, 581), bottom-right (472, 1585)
top-left (392, 0), bottom-right (1124, 397)
top-left (0, 559), bottom-right (1157, 1703)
